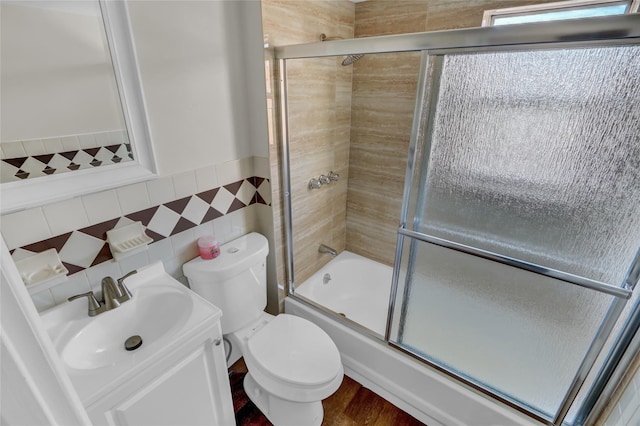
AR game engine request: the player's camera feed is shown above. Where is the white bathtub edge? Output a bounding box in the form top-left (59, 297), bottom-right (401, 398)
top-left (285, 296), bottom-right (542, 426)
top-left (340, 353), bottom-right (448, 426)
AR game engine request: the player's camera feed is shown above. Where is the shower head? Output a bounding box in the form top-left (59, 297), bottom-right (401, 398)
top-left (319, 33), bottom-right (365, 66)
top-left (342, 54), bottom-right (364, 66)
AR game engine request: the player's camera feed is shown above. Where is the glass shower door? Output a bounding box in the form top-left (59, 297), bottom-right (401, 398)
top-left (388, 44), bottom-right (640, 424)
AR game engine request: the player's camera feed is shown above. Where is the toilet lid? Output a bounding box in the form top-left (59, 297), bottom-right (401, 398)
top-left (246, 314), bottom-right (341, 387)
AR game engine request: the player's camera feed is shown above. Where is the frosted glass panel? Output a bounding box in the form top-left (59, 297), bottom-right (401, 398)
top-left (417, 46), bottom-right (640, 285)
top-left (391, 239), bottom-right (613, 418)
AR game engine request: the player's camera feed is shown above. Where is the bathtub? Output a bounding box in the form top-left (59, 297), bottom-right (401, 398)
top-left (285, 251), bottom-right (538, 426)
top-left (294, 251), bottom-right (392, 335)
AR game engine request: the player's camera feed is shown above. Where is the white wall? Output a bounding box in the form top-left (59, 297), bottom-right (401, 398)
top-left (127, 0), bottom-right (268, 176)
top-left (230, 1), bottom-right (271, 159)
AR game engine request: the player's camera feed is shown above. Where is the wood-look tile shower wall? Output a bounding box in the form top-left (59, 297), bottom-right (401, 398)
top-left (261, 0), bottom-right (356, 286)
top-left (347, 0), bottom-right (559, 266)
top-left (261, 0), bottom-right (561, 288)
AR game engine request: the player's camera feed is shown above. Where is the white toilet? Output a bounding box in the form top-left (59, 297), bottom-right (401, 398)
top-left (183, 232), bottom-right (344, 426)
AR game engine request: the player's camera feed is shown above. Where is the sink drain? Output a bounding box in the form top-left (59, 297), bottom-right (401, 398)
top-left (124, 335), bottom-right (143, 351)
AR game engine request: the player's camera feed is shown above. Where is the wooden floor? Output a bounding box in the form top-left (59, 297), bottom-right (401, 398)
top-left (230, 358), bottom-right (425, 426)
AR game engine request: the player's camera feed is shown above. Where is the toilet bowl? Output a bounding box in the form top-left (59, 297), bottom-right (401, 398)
top-left (183, 232), bottom-right (343, 425)
top-left (230, 313), bottom-right (343, 425)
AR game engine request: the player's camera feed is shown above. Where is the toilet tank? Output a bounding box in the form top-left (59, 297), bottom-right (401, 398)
top-left (183, 232), bottom-right (269, 334)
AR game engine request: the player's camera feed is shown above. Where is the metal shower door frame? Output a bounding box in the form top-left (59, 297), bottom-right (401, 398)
top-left (390, 45), bottom-right (639, 425)
top-left (389, 42), bottom-right (640, 426)
top-left (274, 14), bottom-right (640, 426)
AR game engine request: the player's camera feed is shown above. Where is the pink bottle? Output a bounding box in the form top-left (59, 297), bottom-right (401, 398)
top-left (197, 236), bottom-right (220, 260)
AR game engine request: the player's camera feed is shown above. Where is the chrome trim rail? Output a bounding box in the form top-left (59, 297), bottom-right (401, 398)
top-left (275, 14), bottom-right (640, 60)
top-left (291, 292), bottom-right (387, 341)
top-left (385, 51), bottom-right (432, 342)
top-left (387, 341), bottom-right (551, 424)
top-left (579, 297), bottom-right (640, 424)
top-left (276, 59), bottom-right (296, 296)
top-left (398, 228), bottom-right (631, 299)
top-left (554, 297), bottom-right (628, 424)
top-left (624, 248), bottom-right (640, 290)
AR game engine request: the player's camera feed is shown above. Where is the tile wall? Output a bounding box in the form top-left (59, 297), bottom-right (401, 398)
top-left (263, 0), bottom-right (564, 281)
top-left (345, 50), bottom-right (420, 266)
top-left (344, 0), bottom-right (561, 266)
top-left (1, 130), bottom-right (131, 183)
top-left (2, 156), bottom-right (271, 311)
top-left (286, 56), bottom-right (353, 284)
top-left (345, 5), bottom-right (425, 266)
top-left (261, 0), bottom-right (355, 286)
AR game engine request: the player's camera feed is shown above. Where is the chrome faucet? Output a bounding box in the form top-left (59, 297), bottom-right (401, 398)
top-left (68, 270), bottom-right (135, 316)
top-left (308, 178), bottom-right (322, 190)
top-left (308, 171), bottom-right (340, 190)
top-left (319, 174), bottom-right (331, 185)
top-left (101, 277), bottom-right (125, 309)
top-left (318, 244), bottom-right (338, 257)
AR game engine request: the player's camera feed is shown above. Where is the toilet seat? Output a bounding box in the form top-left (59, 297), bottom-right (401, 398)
top-left (243, 314), bottom-right (343, 402)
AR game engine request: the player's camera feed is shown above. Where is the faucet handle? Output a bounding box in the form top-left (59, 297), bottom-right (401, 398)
top-left (68, 291), bottom-right (105, 317)
top-left (118, 270), bottom-right (137, 286)
top-left (308, 178), bottom-right (322, 190)
top-left (117, 270), bottom-right (137, 299)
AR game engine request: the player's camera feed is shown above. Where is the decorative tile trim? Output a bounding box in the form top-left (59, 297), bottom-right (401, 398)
top-left (10, 177), bottom-right (271, 275)
top-left (1, 130), bottom-right (132, 183)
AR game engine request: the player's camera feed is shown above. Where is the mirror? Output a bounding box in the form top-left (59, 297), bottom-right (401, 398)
top-left (0, 0), bottom-right (156, 213)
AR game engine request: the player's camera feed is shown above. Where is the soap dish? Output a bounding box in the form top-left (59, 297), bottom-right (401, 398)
top-left (107, 221), bottom-right (153, 261)
top-left (16, 248), bottom-right (69, 294)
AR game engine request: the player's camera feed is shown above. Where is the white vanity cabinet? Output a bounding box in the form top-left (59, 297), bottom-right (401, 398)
top-left (86, 323), bottom-right (234, 426)
top-left (40, 263), bottom-right (236, 426)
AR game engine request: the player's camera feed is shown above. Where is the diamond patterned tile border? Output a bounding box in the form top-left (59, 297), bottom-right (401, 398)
top-left (211, 187), bottom-right (237, 214)
top-left (256, 179), bottom-right (272, 206)
top-left (10, 177), bottom-right (271, 275)
top-left (181, 196), bottom-right (210, 225)
top-left (1, 143), bottom-right (133, 183)
top-left (236, 180), bottom-right (257, 205)
top-left (58, 231), bottom-right (105, 269)
top-left (147, 205), bottom-right (183, 237)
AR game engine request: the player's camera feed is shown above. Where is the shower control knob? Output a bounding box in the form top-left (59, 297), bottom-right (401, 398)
top-left (319, 175), bottom-right (331, 185)
top-left (308, 178), bottom-right (322, 190)
top-left (328, 171), bottom-right (339, 182)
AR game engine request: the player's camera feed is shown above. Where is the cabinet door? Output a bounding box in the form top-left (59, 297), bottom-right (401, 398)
top-left (101, 340), bottom-right (234, 426)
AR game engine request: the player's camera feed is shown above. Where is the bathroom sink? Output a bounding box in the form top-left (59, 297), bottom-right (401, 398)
top-left (40, 262), bottom-right (222, 405)
top-left (60, 286), bottom-right (192, 370)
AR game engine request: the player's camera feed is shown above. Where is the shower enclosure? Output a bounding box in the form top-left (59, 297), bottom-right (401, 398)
top-left (272, 14), bottom-right (640, 426)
